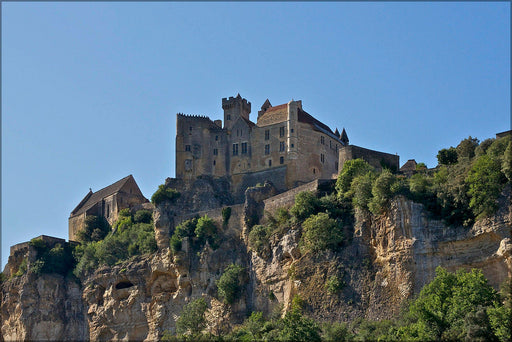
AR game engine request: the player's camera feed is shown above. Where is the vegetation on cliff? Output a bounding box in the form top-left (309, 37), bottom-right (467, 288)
top-left (73, 209), bottom-right (157, 277)
top-left (336, 134), bottom-right (510, 226)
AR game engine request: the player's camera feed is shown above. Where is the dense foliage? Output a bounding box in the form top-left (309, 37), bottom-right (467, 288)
top-left (217, 264), bottom-right (247, 304)
top-left (151, 184), bottom-right (180, 205)
top-left (334, 134), bottom-right (510, 226)
top-left (170, 215), bottom-right (220, 253)
top-left (29, 238), bottom-right (76, 276)
top-left (76, 215), bottom-right (110, 243)
top-left (74, 209), bottom-right (157, 277)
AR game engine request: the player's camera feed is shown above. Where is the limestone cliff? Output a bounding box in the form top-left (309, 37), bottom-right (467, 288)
top-left (1, 183), bottom-right (510, 341)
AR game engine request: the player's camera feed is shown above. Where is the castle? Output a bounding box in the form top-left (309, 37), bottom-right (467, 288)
top-left (176, 94), bottom-right (399, 197)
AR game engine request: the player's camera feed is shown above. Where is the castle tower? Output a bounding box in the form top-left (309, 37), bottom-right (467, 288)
top-left (222, 94), bottom-right (251, 131)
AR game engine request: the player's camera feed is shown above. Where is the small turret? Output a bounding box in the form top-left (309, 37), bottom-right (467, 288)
top-left (258, 99), bottom-right (272, 118)
top-left (340, 128), bottom-right (349, 145)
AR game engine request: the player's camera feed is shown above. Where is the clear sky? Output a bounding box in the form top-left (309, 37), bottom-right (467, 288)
top-left (1, 2), bottom-right (510, 269)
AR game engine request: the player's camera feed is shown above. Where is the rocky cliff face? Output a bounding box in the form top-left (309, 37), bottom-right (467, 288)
top-left (2, 185), bottom-right (510, 340)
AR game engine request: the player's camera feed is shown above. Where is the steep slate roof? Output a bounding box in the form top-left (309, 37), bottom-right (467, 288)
top-left (70, 175), bottom-right (134, 217)
top-left (298, 108), bottom-right (342, 143)
top-left (400, 159), bottom-right (417, 172)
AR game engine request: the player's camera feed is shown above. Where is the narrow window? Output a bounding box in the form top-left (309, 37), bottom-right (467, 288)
top-left (232, 143), bottom-right (239, 156)
top-left (291, 143), bottom-right (294, 148)
top-left (265, 144), bottom-right (270, 155)
top-left (185, 145), bottom-right (191, 152)
top-left (213, 160), bottom-right (216, 165)
top-left (335, 162), bottom-right (339, 172)
top-left (215, 135), bottom-right (219, 141)
top-left (268, 159), bottom-right (272, 167)
top-left (321, 154), bottom-right (325, 163)
top-left (280, 141), bottom-right (285, 152)
top-left (241, 142), bottom-right (248, 154)
top-left (106, 204), bottom-right (110, 218)
top-left (189, 126), bottom-right (192, 131)
top-left (321, 136), bottom-right (325, 145)
top-left (280, 156), bottom-right (284, 164)
top-left (279, 126), bottom-right (285, 137)
top-left (213, 148), bottom-right (218, 155)
top-left (265, 130), bottom-right (270, 140)
top-left (313, 168), bottom-right (316, 174)
top-left (291, 128), bottom-right (294, 133)
top-left (227, 114), bottom-right (231, 120)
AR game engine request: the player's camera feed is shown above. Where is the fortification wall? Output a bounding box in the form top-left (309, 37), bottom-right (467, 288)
top-left (339, 145), bottom-right (399, 172)
top-left (231, 166), bottom-right (287, 202)
top-left (262, 179), bottom-right (333, 215)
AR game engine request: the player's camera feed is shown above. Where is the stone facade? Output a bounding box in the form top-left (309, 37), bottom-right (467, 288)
top-left (339, 144), bottom-right (400, 172)
top-left (68, 175), bottom-right (148, 241)
top-left (176, 94), bottom-right (393, 196)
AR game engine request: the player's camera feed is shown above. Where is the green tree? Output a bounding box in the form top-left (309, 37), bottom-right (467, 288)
top-left (176, 297), bottom-right (208, 336)
top-left (248, 224), bottom-right (272, 259)
top-left (77, 215), bottom-right (110, 243)
top-left (151, 184), bottom-right (180, 205)
top-left (456, 136), bottom-right (479, 160)
top-left (217, 264), bottom-right (246, 304)
top-left (134, 209), bottom-right (152, 224)
top-left (290, 191), bottom-right (321, 221)
top-left (351, 172), bottom-right (374, 211)
top-left (502, 141), bottom-right (512, 181)
top-left (368, 169), bottom-right (397, 215)
top-left (335, 159), bottom-right (374, 199)
top-left (466, 155), bottom-right (506, 218)
top-left (437, 147), bottom-right (458, 165)
top-left (195, 215), bottom-right (218, 247)
top-left (406, 267), bottom-right (497, 341)
top-left (301, 212), bottom-right (343, 252)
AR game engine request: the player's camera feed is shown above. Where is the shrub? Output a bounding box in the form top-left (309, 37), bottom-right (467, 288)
top-left (248, 224), bottom-right (272, 258)
top-left (134, 209), bottom-right (152, 224)
top-left (217, 264), bottom-right (246, 304)
top-left (195, 215), bottom-right (219, 248)
top-left (336, 159), bottom-right (374, 199)
top-left (77, 215), bottom-right (110, 243)
top-left (301, 212), bottom-right (343, 252)
top-left (290, 191), bottom-right (321, 221)
top-left (14, 258), bottom-right (27, 277)
top-left (466, 154), bottom-right (506, 218)
top-left (28, 238), bottom-right (75, 276)
top-left (325, 275), bottom-right (344, 294)
top-left (456, 136), bottom-right (479, 160)
top-left (176, 297), bottom-right (208, 336)
top-left (151, 184), bottom-right (180, 205)
top-left (368, 169), bottom-right (397, 215)
top-left (351, 172), bottom-right (374, 211)
top-left (221, 207), bottom-right (232, 226)
top-left (437, 147), bottom-right (458, 165)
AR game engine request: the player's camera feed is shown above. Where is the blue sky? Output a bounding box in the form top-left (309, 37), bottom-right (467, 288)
top-left (1, 2), bottom-right (510, 269)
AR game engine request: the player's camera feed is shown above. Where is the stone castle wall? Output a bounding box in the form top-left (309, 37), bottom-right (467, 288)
top-left (339, 144), bottom-right (399, 172)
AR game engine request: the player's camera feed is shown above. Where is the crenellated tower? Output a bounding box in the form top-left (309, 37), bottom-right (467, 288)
top-left (222, 94), bottom-right (251, 131)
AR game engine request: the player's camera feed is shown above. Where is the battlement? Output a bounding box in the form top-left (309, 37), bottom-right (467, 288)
top-left (177, 113), bottom-right (212, 120)
top-left (222, 94), bottom-right (251, 111)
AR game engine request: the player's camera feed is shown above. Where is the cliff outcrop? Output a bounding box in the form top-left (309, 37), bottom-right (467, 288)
top-left (1, 183), bottom-right (510, 340)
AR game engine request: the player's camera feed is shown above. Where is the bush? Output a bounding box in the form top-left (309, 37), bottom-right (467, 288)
top-left (176, 297), bottom-right (208, 336)
top-left (195, 215), bottom-right (219, 248)
top-left (290, 191), bottom-right (321, 221)
top-left (73, 219), bottom-right (157, 277)
top-left (368, 169), bottom-right (397, 215)
top-left (301, 212), bottom-right (343, 252)
top-left (466, 154), bottom-right (506, 218)
top-left (151, 184), bottom-right (180, 205)
top-left (221, 207), bottom-right (232, 226)
top-left (248, 224), bottom-right (272, 259)
top-left (217, 264), bottom-right (246, 304)
top-left (456, 136), bottom-right (479, 160)
top-left (325, 275), bottom-right (344, 294)
top-left (77, 215), bottom-right (110, 243)
top-left (134, 209), bottom-right (152, 224)
top-left (335, 159), bottom-right (374, 199)
top-left (437, 147), bottom-right (458, 165)
top-left (28, 238), bottom-right (76, 276)
top-left (351, 172), bottom-right (374, 211)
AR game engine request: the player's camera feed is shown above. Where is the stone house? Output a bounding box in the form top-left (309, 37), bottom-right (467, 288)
top-left (175, 94), bottom-right (399, 198)
top-left (68, 175), bottom-right (148, 241)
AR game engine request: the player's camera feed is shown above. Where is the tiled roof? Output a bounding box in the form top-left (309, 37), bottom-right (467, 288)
top-left (263, 103), bottom-right (287, 113)
top-left (297, 108), bottom-right (335, 135)
top-left (70, 175), bottom-right (134, 217)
